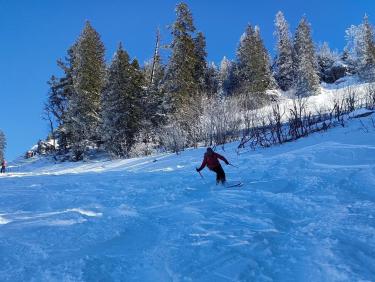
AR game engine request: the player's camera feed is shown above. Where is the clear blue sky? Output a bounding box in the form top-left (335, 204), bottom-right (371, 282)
top-left (0, 0), bottom-right (373, 160)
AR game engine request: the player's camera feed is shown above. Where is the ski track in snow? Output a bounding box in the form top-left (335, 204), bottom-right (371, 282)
top-left (1, 117), bottom-right (375, 281)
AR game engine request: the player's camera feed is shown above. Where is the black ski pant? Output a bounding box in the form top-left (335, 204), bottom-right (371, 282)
top-left (0, 166), bottom-right (5, 173)
top-left (209, 165), bottom-right (226, 184)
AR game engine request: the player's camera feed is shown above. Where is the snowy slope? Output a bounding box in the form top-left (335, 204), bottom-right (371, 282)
top-left (1, 114), bottom-right (375, 281)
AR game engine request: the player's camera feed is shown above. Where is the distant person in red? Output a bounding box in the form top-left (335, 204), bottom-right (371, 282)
top-left (196, 148), bottom-right (229, 184)
top-left (1, 159), bottom-right (6, 173)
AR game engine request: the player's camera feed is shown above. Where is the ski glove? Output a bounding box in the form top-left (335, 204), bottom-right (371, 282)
top-left (196, 168), bottom-right (200, 172)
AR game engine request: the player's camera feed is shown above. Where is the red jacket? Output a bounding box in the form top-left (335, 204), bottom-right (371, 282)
top-left (197, 152), bottom-right (228, 171)
top-left (1, 160), bottom-right (6, 167)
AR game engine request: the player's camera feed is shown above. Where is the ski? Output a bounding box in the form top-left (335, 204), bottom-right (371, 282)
top-left (224, 181), bottom-right (243, 188)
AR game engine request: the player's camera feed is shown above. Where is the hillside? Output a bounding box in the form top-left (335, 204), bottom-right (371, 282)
top-left (0, 109), bottom-right (375, 281)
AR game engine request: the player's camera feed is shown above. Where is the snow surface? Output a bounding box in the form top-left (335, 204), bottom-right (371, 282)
top-left (1, 115), bottom-right (375, 281)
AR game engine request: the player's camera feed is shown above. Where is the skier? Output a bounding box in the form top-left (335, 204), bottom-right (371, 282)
top-left (1, 159), bottom-right (6, 173)
top-left (196, 148), bottom-right (229, 184)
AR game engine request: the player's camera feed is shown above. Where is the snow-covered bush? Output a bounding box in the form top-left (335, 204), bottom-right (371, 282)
top-left (129, 130), bottom-right (158, 157)
top-left (199, 95), bottom-right (242, 148)
top-left (365, 84), bottom-right (375, 109)
top-left (158, 119), bottom-right (187, 154)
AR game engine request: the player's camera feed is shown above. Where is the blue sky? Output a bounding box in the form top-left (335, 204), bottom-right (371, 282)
top-left (0, 0), bottom-right (374, 160)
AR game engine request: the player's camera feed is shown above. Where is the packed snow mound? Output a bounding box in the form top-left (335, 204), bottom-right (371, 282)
top-left (1, 114), bottom-right (375, 281)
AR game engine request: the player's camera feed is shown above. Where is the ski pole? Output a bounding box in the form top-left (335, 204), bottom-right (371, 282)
top-left (229, 163), bottom-right (239, 169)
top-left (197, 170), bottom-right (208, 185)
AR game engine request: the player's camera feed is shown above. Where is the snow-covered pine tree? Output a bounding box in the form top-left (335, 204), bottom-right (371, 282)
top-left (218, 57), bottom-right (238, 97)
top-left (294, 17), bottom-right (320, 97)
top-left (317, 42), bottom-right (346, 83)
top-left (236, 24), bottom-right (274, 104)
top-left (345, 24), bottom-right (364, 73)
top-left (101, 44), bottom-right (144, 157)
top-left (66, 21), bottom-right (106, 160)
top-left (274, 11), bottom-right (294, 91)
top-left (344, 15), bottom-right (375, 80)
top-left (360, 15), bottom-right (375, 81)
top-left (0, 130), bottom-right (6, 161)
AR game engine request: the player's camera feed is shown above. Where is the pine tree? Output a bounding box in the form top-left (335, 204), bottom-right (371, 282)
top-left (66, 21), bottom-right (106, 160)
top-left (294, 17), bottom-right (320, 96)
top-left (143, 29), bottom-right (164, 91)
top-left (194, 31), bottom-right (208, 91)
top-left (46, 76), bottom-right (67, 127)
top-left (143, 42), bottom-right (167, 128)
top-left (163, 2), bottom-right (207, 148)
top-left (164, 2), bottom-right (200, 111)
top-left (149, 52), bottom-right (165, 91)
top-left (140, 33), bottom-right (168, 155)
top-left (204, 62), bottom-right (219, 97)
top-left (45, 45), bottom-right (76, 150)
top-left (236, 24), bottom-right (274, 102)
top-left (101, 44), bottom-right (144, 157)
top-left (149, 29), bottom-right (162, 87)
top-left (0, 130), bottom-right (6, 161)
top-left (274, 11), bottom-right (294, 91)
